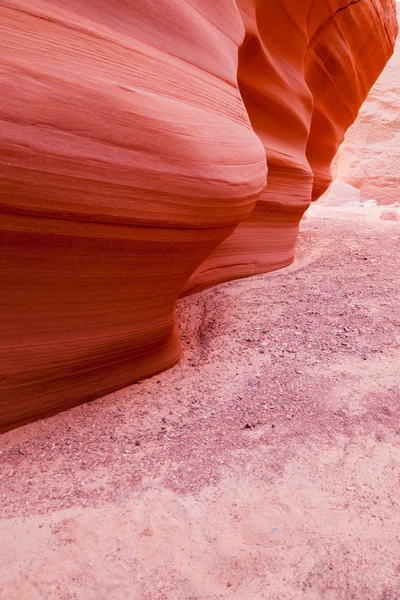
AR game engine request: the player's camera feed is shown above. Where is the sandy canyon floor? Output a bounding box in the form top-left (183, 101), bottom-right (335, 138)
top-left (0, 205), bottom-right (399, 600)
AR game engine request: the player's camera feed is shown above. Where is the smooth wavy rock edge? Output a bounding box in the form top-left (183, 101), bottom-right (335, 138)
top-left (332, 4), bottom-right (400, 204)
top-left (0, 0), bottom-right (397, 430)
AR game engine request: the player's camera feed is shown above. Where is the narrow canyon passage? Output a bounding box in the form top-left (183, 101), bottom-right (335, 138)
top-left (1, 205), bottom-right (399, 599)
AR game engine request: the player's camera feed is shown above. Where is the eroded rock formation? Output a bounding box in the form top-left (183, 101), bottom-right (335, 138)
top-left (0, 0), bottom-right (397, 430)
top-left (333, 3), bottom-right (400, 204)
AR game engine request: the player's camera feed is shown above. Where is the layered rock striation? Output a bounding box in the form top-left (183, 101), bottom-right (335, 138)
top-left (0, 0), bottom-right (397, 430)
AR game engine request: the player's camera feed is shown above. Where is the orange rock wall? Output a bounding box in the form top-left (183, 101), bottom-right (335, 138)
top-left (332, 4), bottom-right (400, 204)
top-left (0, 0), bottom-right (397, 430)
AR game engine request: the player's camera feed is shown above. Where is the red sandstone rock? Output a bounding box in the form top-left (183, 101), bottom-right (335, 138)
top-left (333, 4), bottom-right (400, 204)
top-left (0, 0), bottom-right (397, 430)
top-left (183, 0), bottom-right (398, 292)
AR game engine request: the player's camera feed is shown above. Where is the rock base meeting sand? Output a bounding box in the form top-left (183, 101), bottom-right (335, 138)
top-left (1, 204), bottom-right (399, 599)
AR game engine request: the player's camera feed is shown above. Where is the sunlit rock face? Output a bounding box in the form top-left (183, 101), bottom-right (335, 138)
top-left (0, 0), bottom-right (397, 430)
top-left (318, 181), bottom-right (361, 207)
top-left (332, 4), bottom-right (400, 205)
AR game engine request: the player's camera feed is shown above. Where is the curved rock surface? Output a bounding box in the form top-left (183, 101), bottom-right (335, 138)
top-left (0, 0), bottom-right (397, 430)
top-left (333, 3), bottom-right (400, 204)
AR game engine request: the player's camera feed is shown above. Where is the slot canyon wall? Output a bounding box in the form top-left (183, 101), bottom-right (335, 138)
top-left (0, 0), bottom-right (397, 431)
top-left (332, 2), bottom-right (400, 205)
